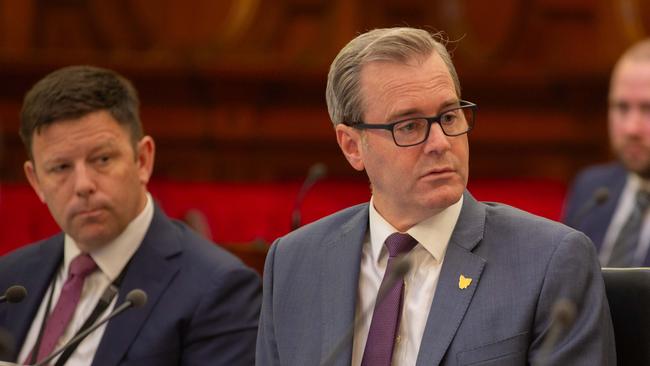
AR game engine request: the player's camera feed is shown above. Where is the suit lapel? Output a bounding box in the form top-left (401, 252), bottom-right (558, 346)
top-left (416, 192), bottom-right (487, 366)
top-left (5, 236), bottom-right (64, 359)
top-left (319, 205), bottom-right (368, 366)
top-left (92, 206), bottom-right (181, 366)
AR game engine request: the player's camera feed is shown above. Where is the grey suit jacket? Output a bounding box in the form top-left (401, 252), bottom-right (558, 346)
top-left (256, 191), bottom-right (615, 365)
top-left (0, 204), bottom-right (261, 365)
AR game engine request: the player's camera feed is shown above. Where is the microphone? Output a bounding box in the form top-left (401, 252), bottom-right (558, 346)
top-left (0, 286), bottom-right (27, 304)
top-left (291, 163), bottom-right (328, 230)
top-left (567, 187), bottom-right (609, 228)
top-left (534, 299), bottom-right (577, 366)
top-left (33, 289), bottom-right (147, 366)
top-left (320, 255), bottom-right (412, 366)
top-left (0, 327), bottom-right (14, 362)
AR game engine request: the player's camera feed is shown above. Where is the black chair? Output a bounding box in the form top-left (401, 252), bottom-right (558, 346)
top-left (602, 267), bottom-right (650, 365)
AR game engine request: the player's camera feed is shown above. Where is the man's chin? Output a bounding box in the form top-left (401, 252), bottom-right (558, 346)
top-left (70, 229), bottom-right (116, 251)
top-left (622, 159), bottom-right (650, 179)
top-left (422, 187), bottom-right (464, 210)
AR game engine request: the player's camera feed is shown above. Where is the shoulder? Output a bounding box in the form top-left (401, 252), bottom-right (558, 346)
top-left (172, 218), bottom-right (257, 278)
top-left (273, 203), bottom-right (368, 250)
top-left (263, 203), bottom-right (368, 282)
top-left (149, 209), bottom-right (259, 287)
top-left (0, 234), bottom-right (62, 269)
top-left (572, 162), bottom-right (626, 187)
top-left (563, 162), bottom-right (626, 220)
top-left (481, 201), bottom-right (592, 254)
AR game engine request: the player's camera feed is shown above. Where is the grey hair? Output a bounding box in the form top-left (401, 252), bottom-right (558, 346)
top-left (326, 27), bottom-right (461, 126)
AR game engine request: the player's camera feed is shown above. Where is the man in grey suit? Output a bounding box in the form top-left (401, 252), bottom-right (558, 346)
top-left (256, 27), bottom-right (615, 365)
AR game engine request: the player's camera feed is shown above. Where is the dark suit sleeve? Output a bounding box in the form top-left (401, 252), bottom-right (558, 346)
top-left (256, 239), bottom-right (281, 366)
top-left (181, 264), bottom-right (262, 366)
top-left (529, 231), bottom-right (616, 365)
top-left (562, 169), bottom-right (593, 225)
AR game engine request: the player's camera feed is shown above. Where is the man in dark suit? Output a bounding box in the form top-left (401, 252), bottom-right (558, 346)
top-left (0, 65), bottom-right (261, 365)
top-left (256, 27), bottom-right (615, 365)
top-left (564, 40), bottom-right (650, 267)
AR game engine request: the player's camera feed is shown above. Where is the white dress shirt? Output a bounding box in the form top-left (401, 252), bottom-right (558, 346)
top-left (351, 195), bottom-right (463, 366)
top-left (18, 193), bottom-right (154, 366)
top-left (599, 174), bottom-right (650, 266)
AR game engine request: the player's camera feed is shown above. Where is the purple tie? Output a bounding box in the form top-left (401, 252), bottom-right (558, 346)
top-left (31, 253), bottom-right (97, 363)
top-left (362, 232), bottom-right (417, 366)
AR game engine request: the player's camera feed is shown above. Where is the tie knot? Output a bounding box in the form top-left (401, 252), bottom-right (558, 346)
top-left (384, 232), bottom-right (417, 258)
top-left (637, 190), bottom-right (650, 211)
top-left (69, 254), bottom-right (97, 278)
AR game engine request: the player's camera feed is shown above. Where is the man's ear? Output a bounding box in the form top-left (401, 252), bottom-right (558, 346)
top-left (24, 160), bottom-right (45, 203)
top-left (335, 124), bottom-right (365, 171)
top-left (136, 136), bottom-right (155, 185)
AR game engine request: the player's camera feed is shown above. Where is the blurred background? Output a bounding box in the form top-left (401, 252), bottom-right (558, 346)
top-left (0, 0), bottom-right (648, 269)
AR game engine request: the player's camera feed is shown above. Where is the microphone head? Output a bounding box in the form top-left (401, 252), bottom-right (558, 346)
top-left (551, 299), bottom-right (577, 329)
top-left (593, 187), bottom-right (609, 205)
top-left (126, 289), bottom-right (147, 308)
top-left (307, 163), bottom-right (327, 181)
top-left (4, 285), bottom-right (27, 304)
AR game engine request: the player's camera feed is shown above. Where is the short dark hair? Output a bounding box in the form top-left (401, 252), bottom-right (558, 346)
top-left (20, 65), bottom-right (143, 159)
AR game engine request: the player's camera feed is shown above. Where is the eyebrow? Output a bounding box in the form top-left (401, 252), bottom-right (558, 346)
top-left (87, 141), bottom-right (117, 155)
top-left (41, 140), bottom-right (118, 166)
top-left (387, 99), bottom-right (461, 121)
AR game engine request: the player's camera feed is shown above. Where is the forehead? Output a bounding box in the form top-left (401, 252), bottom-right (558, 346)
top-left (31, 111), bottom-right (131, 158)
top-left (359, 53), bottom-right (456, 119)
top-left (611, 59), bottom-right (650, 98)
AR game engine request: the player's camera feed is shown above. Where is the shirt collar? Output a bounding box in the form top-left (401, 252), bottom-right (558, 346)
top-left (368, 195), bottom-right (463, 264)
top-left (64, 193), bottom-right (155, 281)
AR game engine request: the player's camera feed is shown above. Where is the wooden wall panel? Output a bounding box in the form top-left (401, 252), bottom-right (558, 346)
top-left (0, 0), bottom-right (645, 183)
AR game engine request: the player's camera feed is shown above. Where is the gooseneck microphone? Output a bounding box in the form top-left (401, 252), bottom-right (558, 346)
top-left (534, 299), bottom-right (577, 366)
top-left (33, 289), bottom-right (148, 366)
top-left (0, 285), bottom-right (22, 363)
top-left (0, 327), bottom-right (14, 362)
top-left (291, 163), bottom-right (328, 230)
top-left (320, 255), bottom-right (412, 366)
top-left (568, 187), bottom-right (609, 228)
top-left (0, 286), bottom-right (27, 304)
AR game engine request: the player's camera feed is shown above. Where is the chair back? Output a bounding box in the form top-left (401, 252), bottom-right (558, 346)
top-left (602, 267), bottom-right (650, 365)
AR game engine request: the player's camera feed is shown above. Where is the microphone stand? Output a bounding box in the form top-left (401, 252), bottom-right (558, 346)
top-left (291, 163), bottom-right (327, 230)
top-left (33, 290), bottom-right (147, 366)
top-left (320, 255), bottom-right (412, 366)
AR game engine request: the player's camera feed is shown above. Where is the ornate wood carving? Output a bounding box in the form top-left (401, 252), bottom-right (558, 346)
top-left (0, 0), bottom-right (646, 182)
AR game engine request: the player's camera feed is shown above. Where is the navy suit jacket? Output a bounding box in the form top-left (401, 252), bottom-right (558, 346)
top-left (257, 191), bottom-right (615, 365)
top-left (0, 205), bottom-right (261, 365)
top-left (561, 162), bottom-right (650, 264)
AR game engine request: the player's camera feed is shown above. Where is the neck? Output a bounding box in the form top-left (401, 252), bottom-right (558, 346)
top-left (372, 202), bottom-right (440, 232)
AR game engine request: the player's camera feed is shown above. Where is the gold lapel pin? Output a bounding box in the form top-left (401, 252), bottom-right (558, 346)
top-left (459, 274), bottom-right (472, 289)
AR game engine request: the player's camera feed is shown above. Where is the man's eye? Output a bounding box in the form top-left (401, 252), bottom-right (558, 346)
top-left (440, 112), bottom-right (458, 125)
top-left (612, 102), bottom-right (630, 114)
top-left (50, 164), bottom-right (70, 173)
top-left (94, 155), bottom-right (111, 165)
top-left (395, 120), bottom-right (424, 133)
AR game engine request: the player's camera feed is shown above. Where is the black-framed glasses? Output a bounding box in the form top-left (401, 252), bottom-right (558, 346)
top-left (345, 100), bottom-right (477, 147)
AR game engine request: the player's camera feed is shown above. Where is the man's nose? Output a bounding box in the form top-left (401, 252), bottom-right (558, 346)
top-left (73, 164), bottom-right (96, 198)
top-left (422, 122), bottom-right (452, 153)
top-left (621, 107), bottom-right (648, 134)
